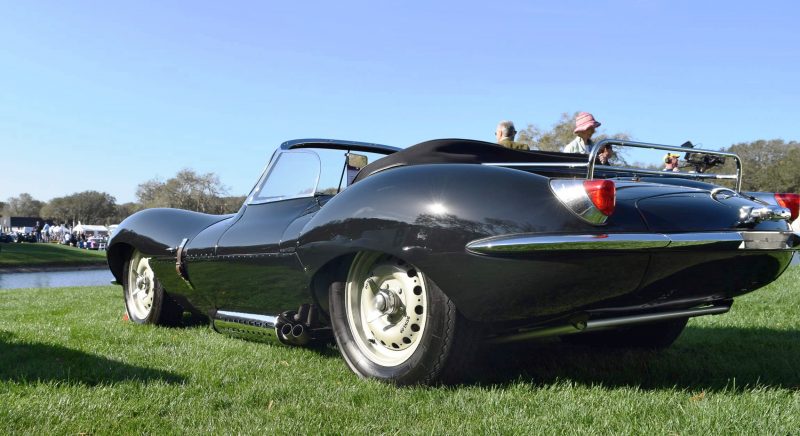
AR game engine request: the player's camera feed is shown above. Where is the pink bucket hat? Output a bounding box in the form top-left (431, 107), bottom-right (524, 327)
top-left (574, 112), bottom-right (601, 133)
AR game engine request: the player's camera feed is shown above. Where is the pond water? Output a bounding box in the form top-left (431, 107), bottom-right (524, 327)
top-left (0, 268), bottom-right (115, 290)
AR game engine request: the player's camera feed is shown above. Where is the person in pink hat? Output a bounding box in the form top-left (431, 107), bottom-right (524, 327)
top-left (563, 112), bottom-right (601, 154)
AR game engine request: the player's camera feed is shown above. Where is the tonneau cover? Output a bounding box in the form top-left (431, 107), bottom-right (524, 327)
top-left (353, 138), bottom-right (586, 183)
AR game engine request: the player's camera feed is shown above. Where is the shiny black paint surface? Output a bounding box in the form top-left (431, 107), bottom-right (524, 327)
top-left (186, 197), bottom-right (316, 314)
top-left (298, 165), bottom-right (650, 321)
top-left (107, 208), bottom-right (232, 280)
top-left (106, 149), bottom-right (796, 327)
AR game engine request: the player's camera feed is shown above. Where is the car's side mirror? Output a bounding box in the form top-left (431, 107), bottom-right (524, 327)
top-left (346, 153), bottom-right (368, 186)
top-left (347, 153), bottom-right (368, 170)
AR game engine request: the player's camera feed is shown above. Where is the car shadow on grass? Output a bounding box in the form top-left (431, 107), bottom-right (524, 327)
top-left (0, 330), bottom-right (184, 386)
top-left (472, 326), bottom-right (800, 392)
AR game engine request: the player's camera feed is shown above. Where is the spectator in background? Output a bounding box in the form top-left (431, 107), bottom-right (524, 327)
top-left (664, 153), bottom-right (680, 171)
top-left (495, 120), bottom-right (529, 150)
top-left (563, 112), bottom-right (601, 154)
top-left (596, 143), bottom-right (613, 165)
top-left (42, 223), bottom-right (50, 243)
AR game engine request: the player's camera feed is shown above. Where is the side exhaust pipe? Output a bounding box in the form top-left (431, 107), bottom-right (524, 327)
top-left (213, 305), bottom-right (326, 346)
top-left (489, 304), bottom-right (731, 345)
top-left (213, 310), bottom-right (284, 345)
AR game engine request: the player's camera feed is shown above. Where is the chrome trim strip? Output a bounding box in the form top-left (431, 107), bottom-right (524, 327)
top-left (597, 166), bottom-right (738, 180)
top-left (216, 310), bottom-right (279, 325)
top-left (489, 305), bottom-right (730, 344)
top-left (466, 231), bottom-right (800, 254)
top-left (467, 234), bottom-right (670, 253)
top-left (667, 232), bottom-right (743, 248)
top-left (740, 231), bottom-right (800, 250)
top-left (585, 305), bottom-right (730, 330)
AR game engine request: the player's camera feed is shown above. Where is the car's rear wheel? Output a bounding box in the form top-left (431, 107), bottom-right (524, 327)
top-left (562, 317), bottom-right (688, 349)
top-left (329, 252), bottom-right (479, 385)
top-left (123, 250), bottom-right (183, 326)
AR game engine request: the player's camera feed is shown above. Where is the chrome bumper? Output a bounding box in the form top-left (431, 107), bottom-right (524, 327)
top-left (466, 231), bottom-right (800, 254)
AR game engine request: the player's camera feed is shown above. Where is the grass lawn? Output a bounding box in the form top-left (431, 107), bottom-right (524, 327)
top-left (0, 267), bottom-right (798, 433)
top-left (0, 243), bottom-right (106, 268)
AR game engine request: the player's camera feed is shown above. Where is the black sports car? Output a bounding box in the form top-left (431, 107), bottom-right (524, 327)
top-left (107, 138), bottom-right (800, 385)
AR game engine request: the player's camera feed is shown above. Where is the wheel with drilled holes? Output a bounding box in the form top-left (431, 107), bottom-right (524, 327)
top-left (562, 318), bottom-right (688, 349)
top-left (123, 250), bottom-right (183, 326)
top-left (329, 252), bottom-right (479, 385)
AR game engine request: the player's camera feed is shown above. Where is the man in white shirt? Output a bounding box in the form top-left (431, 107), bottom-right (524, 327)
top-left (563, 112), bottom-right (601, 154)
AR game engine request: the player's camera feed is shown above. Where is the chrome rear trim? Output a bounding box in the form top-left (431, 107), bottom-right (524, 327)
top-left (466, 231), bottom-right (800, 254)
top-left (667, 232), bottom-right (743, 249)
top-left (549, 179), bottom-right (610, 225)
top-left (490, 305), bottom-right (730, 344)
top-left (740, 231), bottom-right (800, 250)
top-left (467, 234), bottom-right (670, 253)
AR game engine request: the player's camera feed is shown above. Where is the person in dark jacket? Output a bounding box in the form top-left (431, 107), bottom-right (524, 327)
top-left (495, 120), bottom-right (529, 151)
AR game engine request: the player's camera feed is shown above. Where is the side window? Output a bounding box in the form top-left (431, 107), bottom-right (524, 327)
top-left (251, 152), bottom-right (320, 203)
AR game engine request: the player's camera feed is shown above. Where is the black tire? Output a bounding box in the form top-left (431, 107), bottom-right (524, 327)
top-left (329, 252), bottom-right (479, 385)
top-left (562, 317), bottom-right (688, 350)
top-left (123, 250), bottom-right (183, 326)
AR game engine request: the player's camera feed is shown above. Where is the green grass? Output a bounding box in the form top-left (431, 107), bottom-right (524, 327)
top-left (1, 268), bottom-right (799, 434)
top-left (0, 243), bottom-right (106, 268)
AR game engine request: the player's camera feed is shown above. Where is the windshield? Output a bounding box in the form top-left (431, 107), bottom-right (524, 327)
top-left (248, 148), bottom-right (386, 204)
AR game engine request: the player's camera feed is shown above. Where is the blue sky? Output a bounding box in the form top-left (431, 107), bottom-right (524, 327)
top-left (1, 1), bottom-right (798, 203)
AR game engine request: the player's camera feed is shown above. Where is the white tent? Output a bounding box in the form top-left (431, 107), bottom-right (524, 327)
top-left (73, 224), bottom-right (109, 236)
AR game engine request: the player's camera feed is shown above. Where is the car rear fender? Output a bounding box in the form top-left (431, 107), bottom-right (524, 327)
top-left (296, 164), bottom-right (648, 292)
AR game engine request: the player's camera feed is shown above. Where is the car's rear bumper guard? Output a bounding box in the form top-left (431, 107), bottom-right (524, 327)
top-left (466, 231), bottom-right (800, 254)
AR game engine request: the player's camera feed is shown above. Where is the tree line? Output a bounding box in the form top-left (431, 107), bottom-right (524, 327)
top-left (2, 115), bottom-right (798, 225)
top-left (1, 169), bottom-right (245, 226)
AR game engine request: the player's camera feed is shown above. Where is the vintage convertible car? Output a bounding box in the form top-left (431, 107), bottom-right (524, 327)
top-left (107, 138), bottom-right (800, 385)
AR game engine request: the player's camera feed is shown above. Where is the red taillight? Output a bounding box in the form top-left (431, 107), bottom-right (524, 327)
top-left (774, 193), bottom-right (799, 221)
top-left (583, 180), bottom-right (616, 216)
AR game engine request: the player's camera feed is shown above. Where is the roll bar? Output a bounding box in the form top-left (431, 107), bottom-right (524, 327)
top-left (484, 139), bottom-right (743, 192)
top-left (588, 139), bottom-right (743, 192)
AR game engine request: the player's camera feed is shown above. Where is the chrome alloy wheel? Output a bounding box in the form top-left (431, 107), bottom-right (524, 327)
top-left (127, 251), bottom-right (155, 319)
top-left (345, 253), bottom-right (429, 366)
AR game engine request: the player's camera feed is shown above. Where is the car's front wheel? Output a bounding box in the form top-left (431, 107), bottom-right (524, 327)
top-left (329, 252), bottom-right (479, 385)
top-left (123, 250), bottom-right (183, 326)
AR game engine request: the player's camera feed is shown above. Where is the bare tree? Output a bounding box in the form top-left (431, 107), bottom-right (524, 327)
top-left (136, 169), bottom-right (230, 214)
top-left (5, 193), bottom-right (45, 217)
